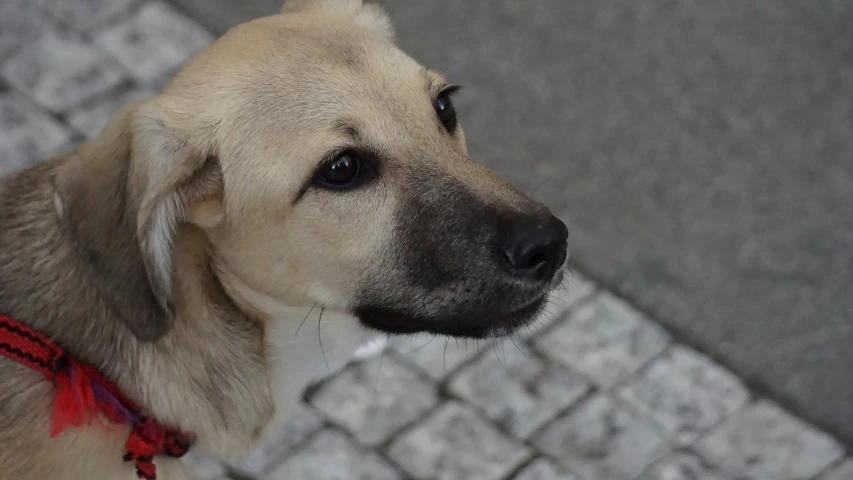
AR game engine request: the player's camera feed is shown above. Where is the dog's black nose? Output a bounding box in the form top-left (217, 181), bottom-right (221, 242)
top-left (499, 214), bottom-right (569, 281)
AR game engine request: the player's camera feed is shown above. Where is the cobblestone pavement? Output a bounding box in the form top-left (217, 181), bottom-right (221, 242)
top-left (1, 2), bottom-right (850, 479)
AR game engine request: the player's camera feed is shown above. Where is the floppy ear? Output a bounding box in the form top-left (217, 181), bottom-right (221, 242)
top-left (131, 105), bottom-right (225, 332)
top-left (281, 0), bottom-right (394, 39)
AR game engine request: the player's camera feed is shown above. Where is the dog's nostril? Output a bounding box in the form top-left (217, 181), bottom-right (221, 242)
top-left (504, 237), bottom-right (553, 270)
top-left (528, 251), bottom-right (549, 268)
top-left (499, 215), bottom-right (568, 280)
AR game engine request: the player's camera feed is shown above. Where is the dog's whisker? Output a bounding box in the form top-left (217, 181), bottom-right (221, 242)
top-left (401, 334), bottom-right (437, 355)
top-left (295, 303), bottom-right (317, 337)
top-left (530, 176), bottom-right (551, 198)
top-left (508, 334), bottom-right (528, 358)
top-left (374, 334), bottom-right (390, 394)
top-left (317, 307), bottom-right (329, 373)
top-left (491, 340), bottom-right (507, 373)
top-left (442, 337), bottom-right (452, 377)
top-left (475, 339), bottom-right (486, 372)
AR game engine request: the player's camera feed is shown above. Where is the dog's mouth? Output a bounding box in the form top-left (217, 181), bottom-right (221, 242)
top-left (356, 295), bottom-right (548, 339)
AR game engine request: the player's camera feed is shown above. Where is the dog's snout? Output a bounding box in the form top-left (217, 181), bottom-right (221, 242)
top-left (499, 215), bottom-right (569, 281)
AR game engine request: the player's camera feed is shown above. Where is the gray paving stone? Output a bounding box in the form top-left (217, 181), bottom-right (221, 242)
top-left (228, 404), bottom-right (325, 478)
top-left (522, 269), bottom-right (597, 340)
top-left (387, 401), bottom-right (533, 480)
top-left (638, 451), bottom-right (730, 480)
top-left (309, 354), bottom-right (439, 446)
top-left (0, 94), bottom-right (71, 176)
top-left (266, 429), bottom-right (402, 480)
top-left (534, 292), bottom-right (671, 387)
top-left (0, 0), bottom-right (58, 61)
top-left (616, 345), bottom-right (749, 446)
top-left (820, 460), bottom-right (853, 480)
top-left (510, 459), bottom-right (581, 480)
top-left (1, 32), bottom-right (127, 112)
top-left (448, 343), bottom-right (590, 439)
top-left (532, 394), bottom-right (669, 480)
top-left (36, 0), bottom-right (140, 32)
top-left (697, 400), bottom-right (844, 480)
top-left (388, 334), bottom-right (480, 380)
top-left (548, 269), bottom-right (597, 316)
top-left (95, 2), bottom-right (214, 84)
top-left (67, 85), bottom-right (155, 138)
top-left (181, 451), bottom-right (227, 480)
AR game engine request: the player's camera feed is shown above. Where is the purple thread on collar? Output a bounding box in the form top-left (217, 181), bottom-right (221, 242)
top-left (92, 380), bottom-right (141, 424)
top-left (68, 362), bottom-right (84, 408)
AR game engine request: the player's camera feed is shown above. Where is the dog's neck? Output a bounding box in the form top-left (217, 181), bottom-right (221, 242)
top-left (215, 265), bottom-right (374, 423)
top-left (0, 113), bottom-right (289, 458)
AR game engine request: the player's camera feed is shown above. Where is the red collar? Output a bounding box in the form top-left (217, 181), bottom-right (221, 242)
top-left (0, 313), bottom-right (193, 480)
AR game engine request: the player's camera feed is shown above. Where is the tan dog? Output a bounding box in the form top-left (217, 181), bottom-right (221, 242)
top-left (0, 1), bottom-right (568, 478)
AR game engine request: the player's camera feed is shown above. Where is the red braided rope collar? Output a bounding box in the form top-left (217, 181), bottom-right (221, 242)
top-left (0, 313), bottom-right (193, 480)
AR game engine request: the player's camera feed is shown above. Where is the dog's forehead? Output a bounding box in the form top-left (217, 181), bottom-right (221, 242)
top-left (220, 20), bottom-right (440, 125)
top-left (243, 27), bottom-right (448, 145)
top-left (244, 16), bottom-right (430, 88)
top-left (290, 36), bottom-right (438, 114)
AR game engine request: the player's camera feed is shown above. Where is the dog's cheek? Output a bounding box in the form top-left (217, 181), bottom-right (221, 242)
top-left (276, 191), bottom-right (397, 308)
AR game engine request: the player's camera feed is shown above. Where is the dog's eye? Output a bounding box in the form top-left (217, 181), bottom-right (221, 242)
top-left (434, 90), bottom-right (458, 132)
top-left (315, 151), bottom-right (364, 188)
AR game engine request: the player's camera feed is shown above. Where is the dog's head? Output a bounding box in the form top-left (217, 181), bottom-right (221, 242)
top-left (128, 0), bottom-right (568, 340)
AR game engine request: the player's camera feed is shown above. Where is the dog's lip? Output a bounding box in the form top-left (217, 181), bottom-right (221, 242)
top-left (357, 295), bottom-right (548, 339)
top-left (446, 297), bottom-right (547, 338)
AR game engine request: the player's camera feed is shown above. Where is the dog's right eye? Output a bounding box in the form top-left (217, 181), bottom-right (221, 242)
top-left (315, 151), bottom-right (364, 189)
top-left (434, 85), bottom-right (461, 133)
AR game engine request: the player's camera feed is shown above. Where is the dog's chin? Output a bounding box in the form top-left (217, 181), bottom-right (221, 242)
top-left (356, 296), bottom-right (547, 339)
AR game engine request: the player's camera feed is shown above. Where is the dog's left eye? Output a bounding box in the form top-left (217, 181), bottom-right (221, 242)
top-left (434, 89), bottom-right (458, 132)
top-left (315, 151), bottom-right (363, 189)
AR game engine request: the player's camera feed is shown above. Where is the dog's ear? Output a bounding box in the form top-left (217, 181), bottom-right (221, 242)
top-left (281, 0), bottom-right (394, 39)
top-left (131, 103), bottom-right (225, 331)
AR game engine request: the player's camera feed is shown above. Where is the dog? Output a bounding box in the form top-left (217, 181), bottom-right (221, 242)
top-left (0, 0), bottom-right (569, 478)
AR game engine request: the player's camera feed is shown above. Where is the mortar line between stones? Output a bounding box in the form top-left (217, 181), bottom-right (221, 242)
top-left (498, 456), bottom-right (540, 480)
top-left (320, 423), bottom-right (413, 480)
top-left (812, 455), bottom-right (850, 480)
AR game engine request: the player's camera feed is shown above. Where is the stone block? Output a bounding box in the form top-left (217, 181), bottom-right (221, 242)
top-left (95, 2), bottom-right (213, 84)
top-left (0, 0), bottom-right (58, 61)
top-left (534, 292), bottom-right (670, 387)
top-left (67, 85), bottom-right (155, 138)
top-left (532, 394), bottom-right (669, 480)
top-left (616, 345), bottom-right (749, 445)
top-left (637, 451), bottom-right (729, 480)
top-left (387, 401), bottom-right (532, 480)
top-left (2, 32), bottom-right (126, 111)
top-left (448, 343), bottom-right (589, 438)
top-left (0, 94), bottom-right (71, 176)
top-left (267, 429), bottom-right (402, 480)
top-left (510, 459), bottom-right (580, 480)
top-left (697, 400), bottom-right (844, 480)
top-left (309, 354), bottom-right (439, 446)
top-left (37, 0), bottom-right (140, 32)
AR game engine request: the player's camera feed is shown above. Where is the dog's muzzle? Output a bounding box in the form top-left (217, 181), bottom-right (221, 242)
top-left (356, 209), bottom-right (569, 339)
